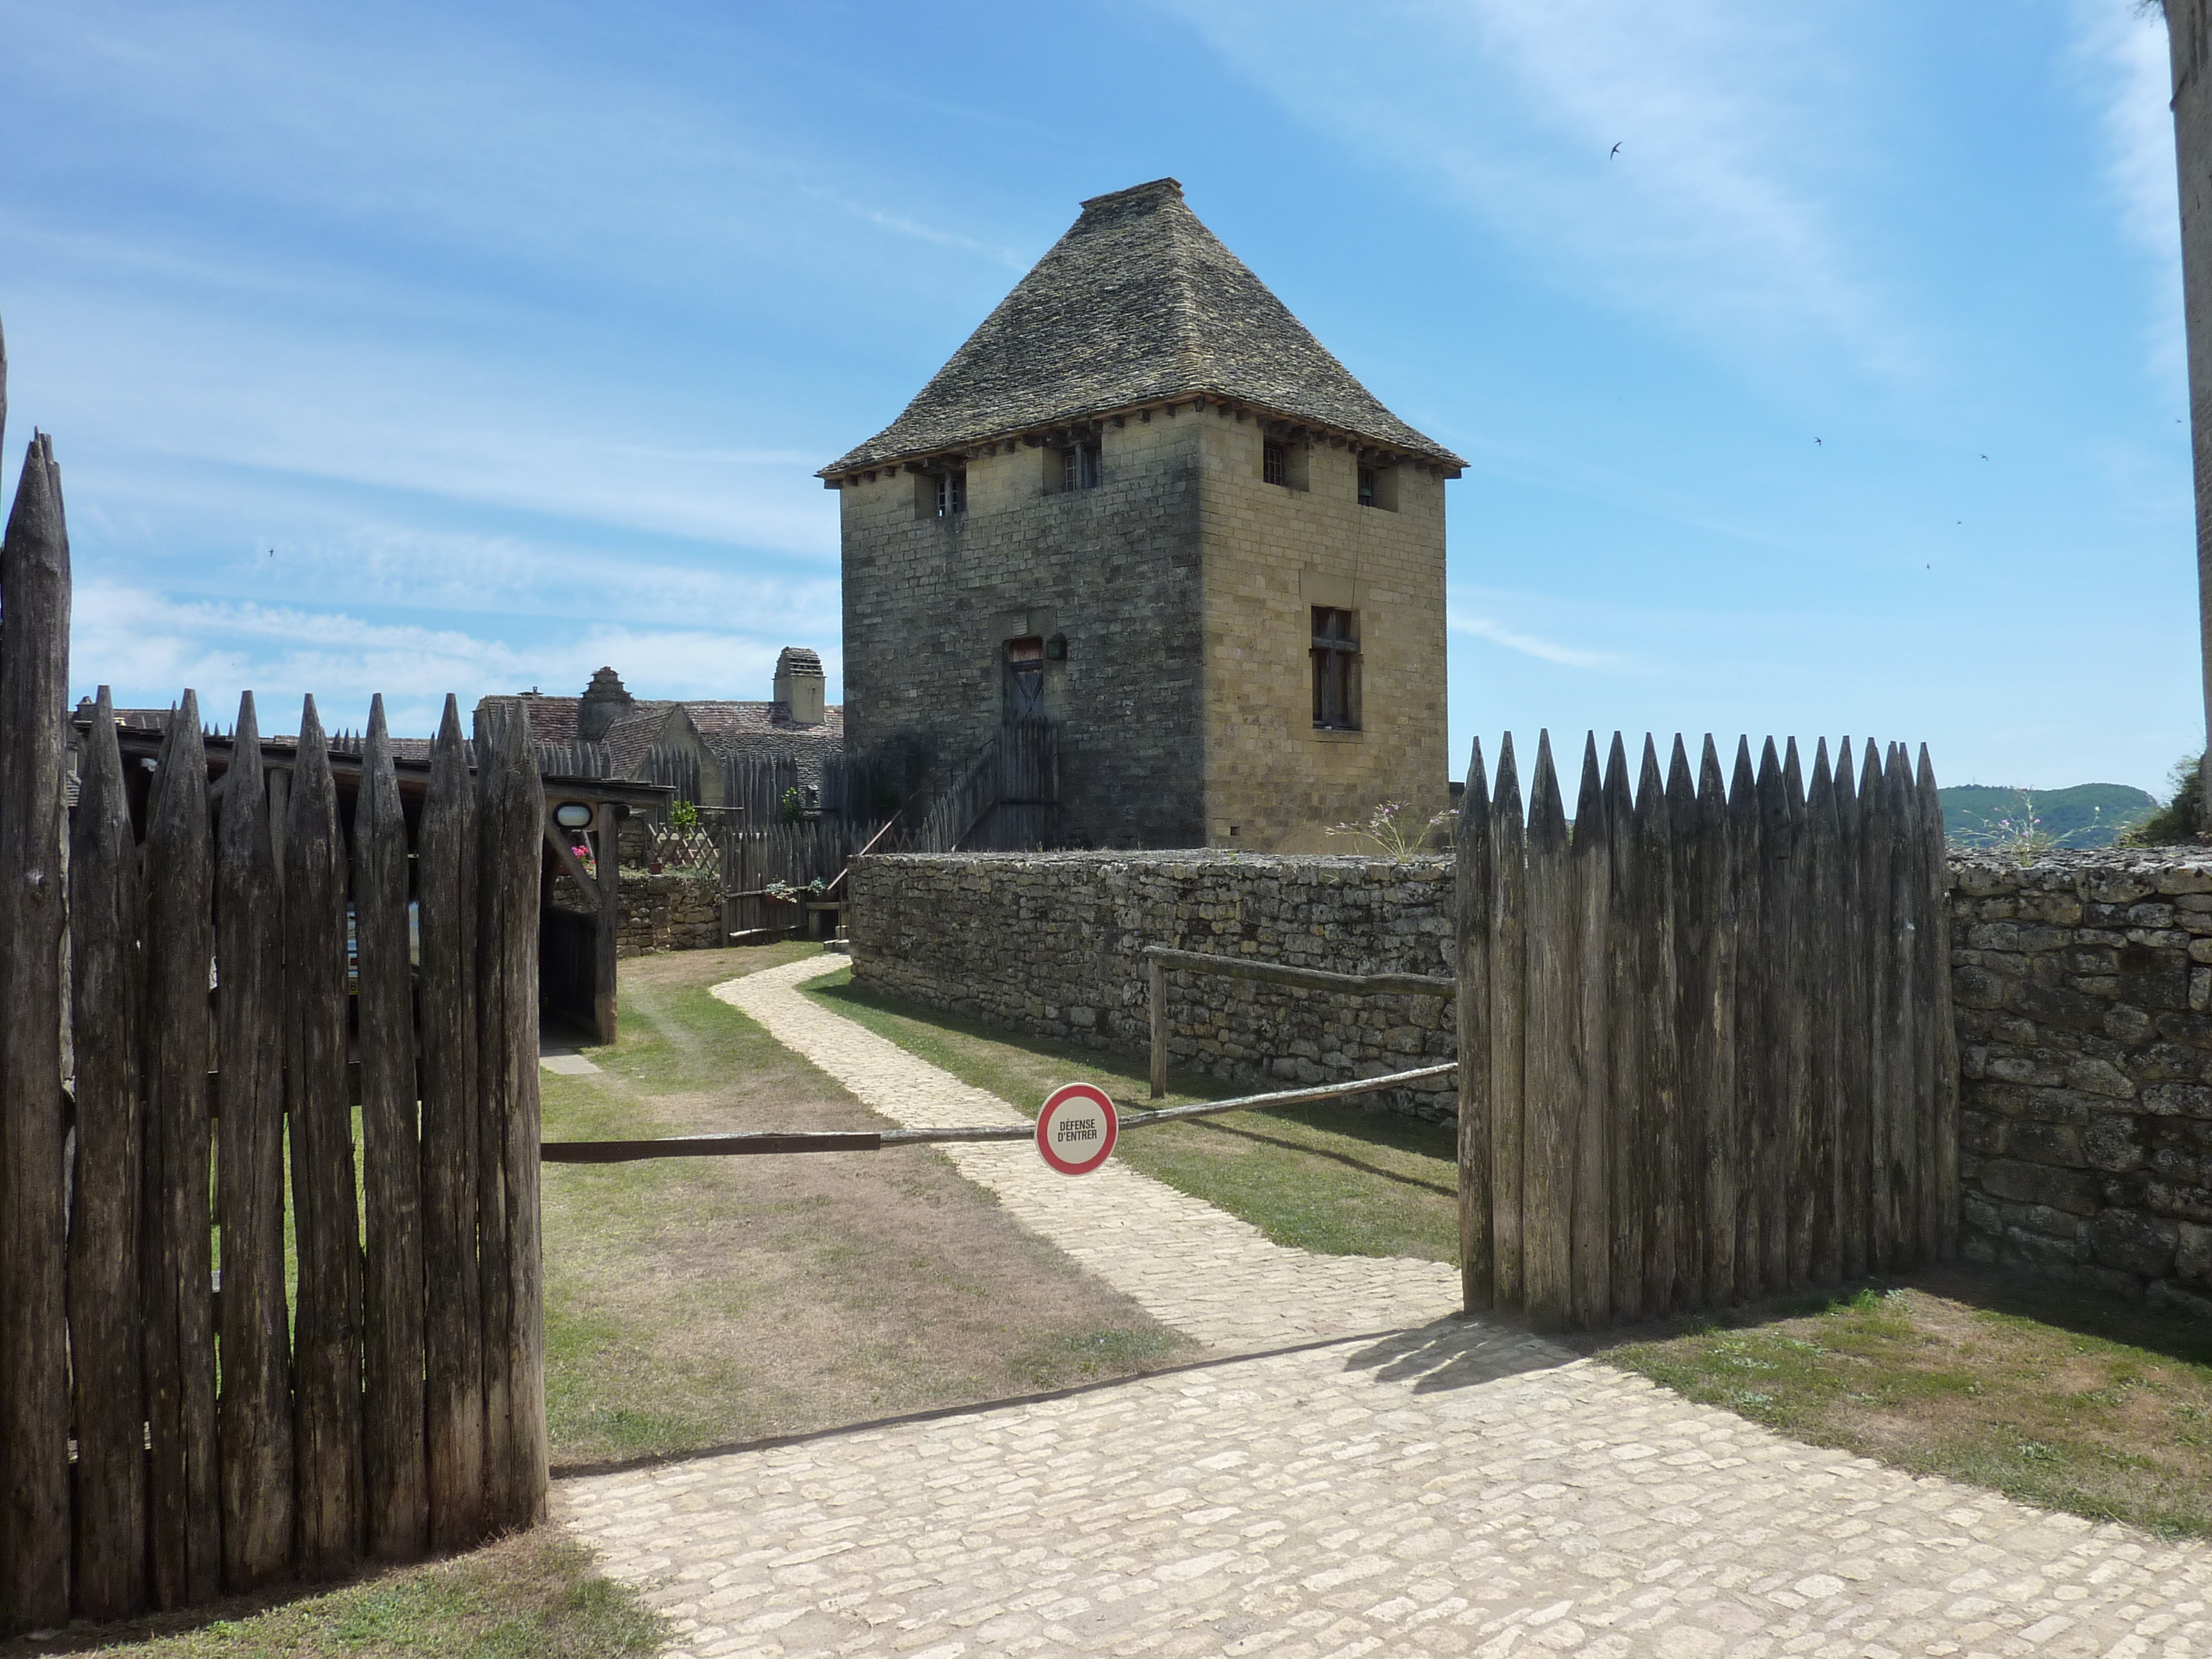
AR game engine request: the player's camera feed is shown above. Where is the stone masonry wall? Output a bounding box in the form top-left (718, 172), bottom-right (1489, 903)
top-left (551, 870), bottom-right (723, 957)
top-left (854, 845), bottom-right (2212, 1318)
top-left (846, 850), bottom-right (1458, 1118)
top-left (1949, 848), bottom-right (2212, 1318)
top-left (837, 414), bottom-right (1207, 848)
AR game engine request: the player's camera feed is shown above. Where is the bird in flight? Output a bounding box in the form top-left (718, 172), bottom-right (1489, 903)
top-left (1814, 437), bottom-right (1823, 446)
top-left (1610, 142), bottom-right (1623, 159)
top-left (1979, 454), bottom-right (1988, 461)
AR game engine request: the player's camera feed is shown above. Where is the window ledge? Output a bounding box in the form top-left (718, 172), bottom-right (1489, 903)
top-left (1312, 726), bottom-right (1364, 743)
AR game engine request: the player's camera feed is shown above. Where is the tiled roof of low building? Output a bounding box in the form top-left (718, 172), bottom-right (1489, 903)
top-left (822, 178), bottom-right (1464, 476)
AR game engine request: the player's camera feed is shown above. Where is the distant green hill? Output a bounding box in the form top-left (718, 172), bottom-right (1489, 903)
top-left (1940, 783), bottom-right (2157, 850)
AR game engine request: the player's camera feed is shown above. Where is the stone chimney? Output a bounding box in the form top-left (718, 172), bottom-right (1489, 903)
top-left (773, 647), bottom-right (826, 726)
top-left (575, 665), bottom-right (635, 743)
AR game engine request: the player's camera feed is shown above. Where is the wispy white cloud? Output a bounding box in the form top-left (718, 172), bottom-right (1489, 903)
top-left (2070, 0), bottom-right (2184, 380)
top-left (71, 578), bottom-right (838, 737)
top-left (1448, 609), bottom-right (1617, 669)
top-left (1143, 0), bottom-right (1902, 377)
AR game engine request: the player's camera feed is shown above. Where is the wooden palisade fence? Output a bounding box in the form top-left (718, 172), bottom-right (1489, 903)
top-left (0, 401), bottom-right (548, 1627)
top-left (1454, 729), bottom-right (1957, 1331)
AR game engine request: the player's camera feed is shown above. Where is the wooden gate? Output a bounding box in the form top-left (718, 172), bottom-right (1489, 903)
top-left (1454, 729), bottom-right (1956, 1332)
top-left (0, 418), bottom-right (548, 1628)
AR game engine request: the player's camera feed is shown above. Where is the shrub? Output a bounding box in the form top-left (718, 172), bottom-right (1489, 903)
top-left (2117, 754), bottom-right (2206, 847)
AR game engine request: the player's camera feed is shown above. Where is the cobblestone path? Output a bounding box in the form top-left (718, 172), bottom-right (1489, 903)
top-left (558, 954), bottom-right (2212, 1657)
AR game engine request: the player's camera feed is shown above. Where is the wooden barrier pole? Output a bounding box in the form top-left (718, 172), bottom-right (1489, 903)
top-left (1806, 741), bottom-right (1843, 1289)
top-left (1522, 732), bottom-right (1574, 1332)
top-left (483, 712), bottom-right (548, 1527)
top-left (68, 688), bottom-right (148, 1620)
top-left (1456, 737), bottom-right (1493, 1312)
top-left (287, 699), bottom-right (363, 1577)
top-left (1861, 741), bottom-right (1895, 1270)
top-left (143, 695), bottom-right (221, 1607)
top-left (421, 697), bottom-right (485, 1549)
top-left (0, 432), bottom-right (72, 1628)
top-left (1570, 736), bottom-right (1614, 1330)
top-left (1681, 739), bottom-right (1728, 1309)
top-left (1726, 739), bottom-right (1761, 1302)
top-left (1922, 745), bottom-right (1960, 1261)
top-left (593, 806), bottom-right (619, 1044)
top-left (1780, 741), bottom-right (1813, 1291)
top-left (214, 692), bottom-right (293, 1589)
top-left (1601, 735), bottom-right (1641, 1326)
top-left (1835, 741), bottom-right (1869, 1281)
top-left (1148, 956), bottom-right (1168, 1101)
top-left (1637, 737), bottom-right (1683, 1317)
top-left (357, 699), bottom-right (428, 1558)
top-left (1489, 736), bottom-right (1528, 1314)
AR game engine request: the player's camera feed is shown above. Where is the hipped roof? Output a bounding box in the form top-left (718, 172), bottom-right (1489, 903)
top-left (821, 178), bottom-right (1464, 478)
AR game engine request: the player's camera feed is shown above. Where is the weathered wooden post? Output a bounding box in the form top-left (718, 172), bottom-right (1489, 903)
top-left (144, 695), bottom-right (221, 1607)
top-left (1488, 736), bottom-right (1527, 1314)
top-left (1521, 732), bottom-right (1574, 1332)
top-left (480, 711), bottom-right (549, 1527)
top-left (421, 696), bottom-right (486, 1549)
top-left (1726, 739), bottom-right (1761, 1301)
top-left (0, 431), bottom-right (72, 1628)
top-left (1636, 737), bottom-right (1682, 1318)
top-left (1601, 736), bottom-right (1641, 1326)
top-left (1835, 740), bottom-right (1869, 1281)
top-left (1686, 737), bottom-right (1737, 1309)
top-left (1455, 738), bottom-right (1492, 1312)
top-left (1148, 954), bottom-right (1168, 1101)
top-left (358, 699), bottom-right (429, 1558)
top-left (1921, 745), bottom-right (1960, 1261)
top-left (289, 699), bottom-right (363, 1577)
top-left (69, 688), bottom-right (147, 1620)
top-left (594, 803), bottom-right (620, 1044)
top-left (215, 692), bottom-right (294, 1589)
top-left (1569, 736), bottom-right (1612, 1329)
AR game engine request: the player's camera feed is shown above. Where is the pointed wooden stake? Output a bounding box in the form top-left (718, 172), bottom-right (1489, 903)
top-left (1456, 738), bottom-right (1493, 1312)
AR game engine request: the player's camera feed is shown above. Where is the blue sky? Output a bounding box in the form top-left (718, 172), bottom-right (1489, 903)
top-left (0, 0), bottom-right (2194, 793)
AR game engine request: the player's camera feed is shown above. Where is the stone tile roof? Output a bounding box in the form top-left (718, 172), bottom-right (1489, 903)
top-left (823, 178), bottom-right (1464, 477)
top-left (478, 691), bottom-right (842, 783)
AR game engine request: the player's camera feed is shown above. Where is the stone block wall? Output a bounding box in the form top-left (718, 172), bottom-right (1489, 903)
top-left (550, 870), bottom-right (723, 957)
top-left (846, 850), bottom-right (1458, 1117)
top-left (1949, 849), bottom-right (2212, 1317)
top-left (849, 844), bottom-right (2212, 1316)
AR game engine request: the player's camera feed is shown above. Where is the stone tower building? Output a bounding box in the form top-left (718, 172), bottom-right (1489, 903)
top-left (823, 178), bottom-right (1464, 851)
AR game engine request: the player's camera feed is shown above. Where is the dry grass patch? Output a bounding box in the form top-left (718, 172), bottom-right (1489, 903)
top-left (1598, 1265), bottom-right (2212, 1538)
top-left (542, 944), bottom-right (1191, 1469)
top-left (1, 1527), bottom-right (662, 1657)
top-left (804, 971), bottom-right (1460, 1262)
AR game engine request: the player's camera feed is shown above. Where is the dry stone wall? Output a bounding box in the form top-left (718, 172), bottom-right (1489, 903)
top-left (846, 850), bottom-right (1458, 1117)
top-left (1949, 849), bottom-right (2212, 1317)
top-left (551, 870), bottom-right (722, 957)
top-left (850, 845), bottom-right (2212, 1316)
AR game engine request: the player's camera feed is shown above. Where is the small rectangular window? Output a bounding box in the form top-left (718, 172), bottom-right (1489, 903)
top-left (936, 470), bottom-right (966, 517)
top-left (1264, 441), bottom-right (1288, 487)
top-left (1358, 467), bottom-right (1376, 508)
top-left (1060, 442), bottom-right (1101, 492)
top-left (1312, 607), bottom-right (1360, 731)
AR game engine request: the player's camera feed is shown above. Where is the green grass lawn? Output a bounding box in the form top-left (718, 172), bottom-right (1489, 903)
top-left (18, 1529), bottom-right (663, 1658)
top-left (1599, 1272), bottom-right (2212, 1539)
top-left (802, 969), bottom-right (1460, 1261)
top-left (538, 944), bottom-right (1189, 1469)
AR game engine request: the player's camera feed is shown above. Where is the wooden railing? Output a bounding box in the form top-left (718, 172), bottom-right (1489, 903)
top-left (1142, 947), bottom-right (1455, 1100)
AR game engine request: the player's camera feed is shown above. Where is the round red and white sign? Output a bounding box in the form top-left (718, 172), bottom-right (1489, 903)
top-left (1036, 1082), bottom-right (1118, 1176)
